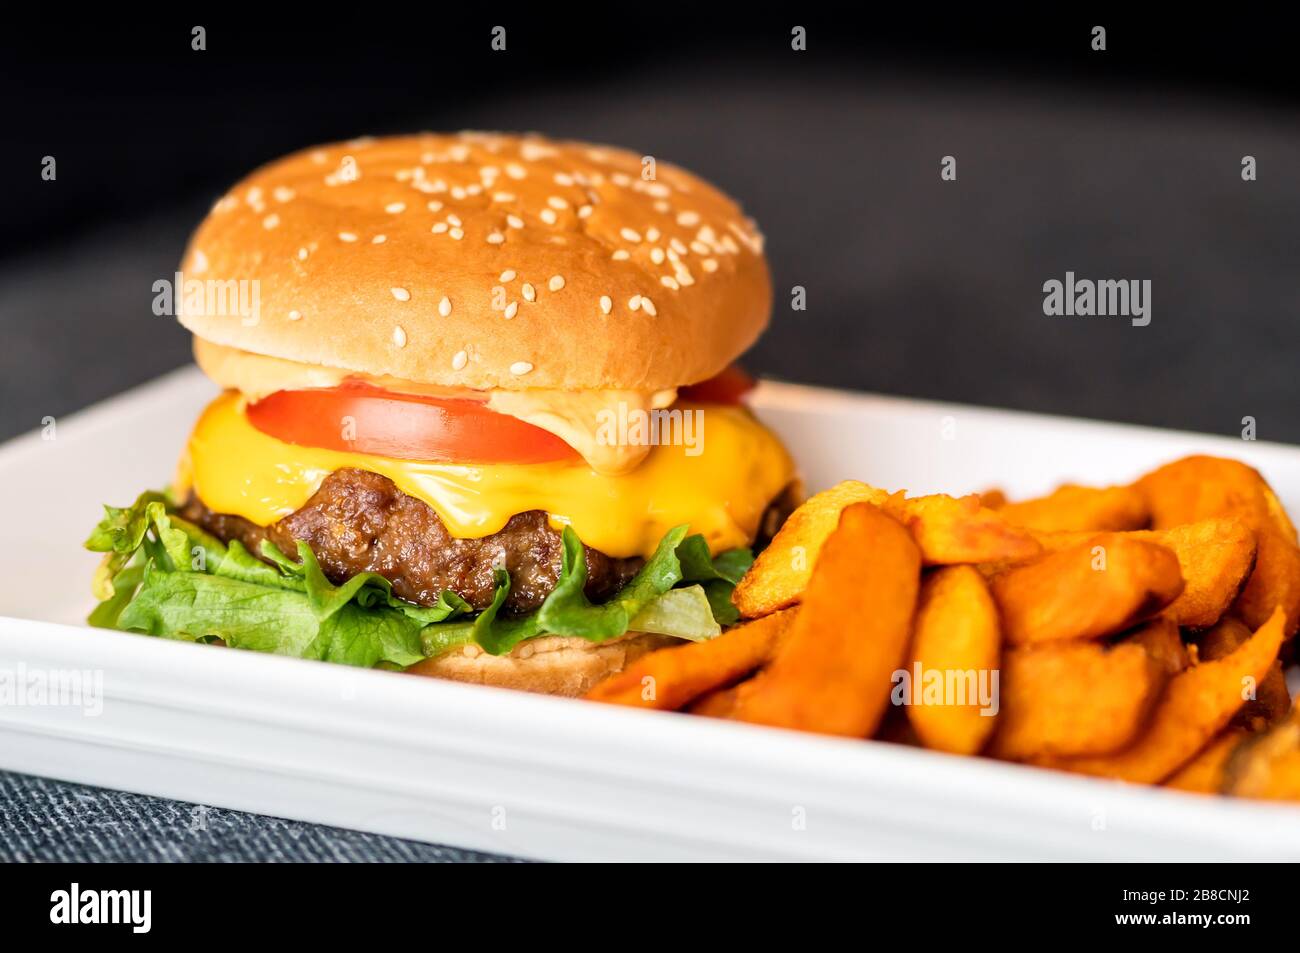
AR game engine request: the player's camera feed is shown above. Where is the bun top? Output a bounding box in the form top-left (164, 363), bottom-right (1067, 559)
top-left (179, 133), bottom-right (770, 391)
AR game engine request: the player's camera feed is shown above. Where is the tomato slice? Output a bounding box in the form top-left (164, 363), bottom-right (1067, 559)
top-left (680, 364), bottom-right (756, 405)
top-left (245, 381), bottom-right (580, 464)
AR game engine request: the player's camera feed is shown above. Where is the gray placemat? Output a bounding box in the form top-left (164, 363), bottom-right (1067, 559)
top-left (0, 771), bottom-right (519, 863)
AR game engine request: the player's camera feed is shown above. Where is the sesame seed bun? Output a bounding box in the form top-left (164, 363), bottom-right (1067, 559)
top-left (179, 132), bottom-right (770, 391)
top-left (404, 632), bottom-right (675, 696)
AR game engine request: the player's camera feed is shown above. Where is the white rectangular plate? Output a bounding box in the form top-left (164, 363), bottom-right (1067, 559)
top-left (4, 367), bottom-right (1300, 861)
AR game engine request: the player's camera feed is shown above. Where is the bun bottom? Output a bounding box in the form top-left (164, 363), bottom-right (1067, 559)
top-left (405, 633), bottom-right (675, 696)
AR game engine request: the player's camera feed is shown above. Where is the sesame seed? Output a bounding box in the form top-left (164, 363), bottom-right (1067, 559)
top-left (339, 232), bottom-right (358, 242)
top-left (449, 227), bottom-right (464, 240)
top-left (548, 275), bottom-right (565, 292)
top-left (450, 186), bottom-right (466, 200)
top-left (691, 240), bottom-right (711, 255)
top-left (629, 295), bottom-right (642, 311)
top-left (393, 326), bottom-right (407, 347)
top-left (427, 200), bottom-right (444, 212)
top-left (391, 287), bottom-right (411, 301)
top-left (372, 235), bottom-right (387, 244)
top-left (522, 283), bottom-right (536, 301)
top-left (577, 205), bottom-right (593, 219)
top-left (431, 223), bottom-right (448, 234)
top-left (510, 361), bottom-right (534, 376)
top-left (288, 309), bottom-right (302, 321)
top-left (677, 211), bottom-right (701, 226)
top-left (439, 296), bottom-right (452, 317)
top-left (612, 249), bottom-right (631, 261)
top-left (599, 295), bottom-right (612, 314)
top-left (466, 183), bottom-right (482, 196)
top-left (660, 276), bottom-right (680, 290)
top-left (506, 164), bottom-right (526, 180)
top-left (620, 227), bottom-right (642, 243)
top-left (653, 200), bottom-right (670, 213)
top-left (385, 202), bottom-right (406, 214)
top-left (500, 269), bottom-right (517, 282)
top-left (547, 196), bottom-right (568, 210)
top-left (192, 249), bottom-right (209, 273)
top-left (670, 237), bottom-right (688, 255)
top-left (297, 247), bottom-right (309, 261)
top-left (646, 227), bottom-right (661, 242)
top-left (507, 214), bottom-right (524, 229)
top-left (676, 268), bottom-right (695, 286)
top-left (641, 297), bottom-right (657, 316)
top-left (702, 258), bottom-right (719, 273)
top-left (493, 191), bottom-right (516, 203)
top-left (446, 213), bottom-right (462, 227)
top-left (452, 350), bottom-right (468, 370)
top-left (554, 172), bottom-right (575, 186)
top-left (273, 186), bottom-right (295, 203)
top-left (650, 248), bottom-right (665, 265)
top-left (540, 208), bottom-right (558, 225)
top-left (487, 231), bottom-right (505, 245)
top-left (504, 301), bottom-right (519, 319)
top-left (262, 214), bottom-right (280, 229)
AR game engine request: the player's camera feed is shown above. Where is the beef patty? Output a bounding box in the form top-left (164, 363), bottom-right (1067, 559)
top-left (181, 468), bottom-right (642, 615)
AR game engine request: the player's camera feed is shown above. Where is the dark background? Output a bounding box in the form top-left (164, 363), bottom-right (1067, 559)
top-left (2, 12), bottom-right (1298, 862)
top-left (2, 12), bottom-right (1299, 444)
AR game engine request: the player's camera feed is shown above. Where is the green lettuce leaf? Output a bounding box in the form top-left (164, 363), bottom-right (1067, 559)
top-left (87, 491), bottom-right (751, 669)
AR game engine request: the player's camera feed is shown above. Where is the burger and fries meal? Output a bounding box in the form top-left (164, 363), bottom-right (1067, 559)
top-left (81, 132), bottom-right (1300, 804)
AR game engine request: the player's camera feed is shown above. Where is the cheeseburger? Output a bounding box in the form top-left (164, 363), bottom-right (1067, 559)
top-left (86, 132), bottom-right (797, 695)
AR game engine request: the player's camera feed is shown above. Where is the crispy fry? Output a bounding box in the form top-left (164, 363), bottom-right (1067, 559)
top-left (733, 481), bottom-right (1038, 618)
top-left (1128, 617), bottom-right (1189, 676)
top-left (1234, 528), bottom-right (1300, 634)
top-left (731, 503), bottom-right (921, 736)
top-left (1198, 616), bottom-right (1290, 729)
top-left (584, 607), bottom-right (798, 710)
top-left (1223, 708), bottom-right (1300, 800)
top-left (1028, 519), bottom-right (1256, 629)
top-left (905, 566), bottom-right (1001, 755)
top-left (882, 493), bottom-right (1042, 566)
top-left (978, 489), bottom-right (1008, 510)
top-left (688, 685), bottom-right (742, 719)
top-left (732, 481), bottom-right (886, 618)
top-left (990, 537), bottom-right (1183, 646)
top-left (1041, 606), bottom-right (1286, 783)
top-left (1137, 455), bottom-right (1300, 634)
top-left (994, 483), bottom-right (1150, 534)
top-left (989, 641), bottom-right (1162, 760)
top-left (1164, 729), bottom-right (1250, 794)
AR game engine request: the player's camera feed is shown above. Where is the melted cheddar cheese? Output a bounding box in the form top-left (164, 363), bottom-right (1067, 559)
top-left (177, 392), bottom-right (796, 559)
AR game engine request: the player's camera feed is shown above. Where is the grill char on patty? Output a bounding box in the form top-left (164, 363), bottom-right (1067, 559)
top-left (181, 468), bottom-right (642, 615)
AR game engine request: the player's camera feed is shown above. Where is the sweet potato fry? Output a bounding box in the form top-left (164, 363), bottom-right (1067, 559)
top-left (1029, 519), bottom-right (1256, 629)
top-left (905, 566), bottom-right (1001, 755)
top-left (1137, 455), bottom-right (1300, 634)
top-left (994, 483), bottom-right (1150, 534)
top-left (1128, 616), bottom-right (1189, 676)
top-left (731, 503), bottom-right (921, 736)
top-left (881, 493), bottom-right (1042, 566)
top-left (989, 640), bottom-right (1162, 760)
top-left (732, 481), bottom-right (886, 618)
top-left (990, 537), bottom-right (1183, 646)
top-left (584, 607), bottom-right (798, 710)
top-left (733, 482), bottom-right (1037, 618)
top-left (1164, 729), bottom-right (1250, 794)
top-left (688, 685), bottom-right (742, 719)
top-left (1234, 528), bottom-right (1300, 635)
top-left (1223, 709), bottom-right (1300, 800)
top-left (1041, 606), bottom-right (1286, 784)
top-left (1198, 616), bottom-right (1290, 729)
